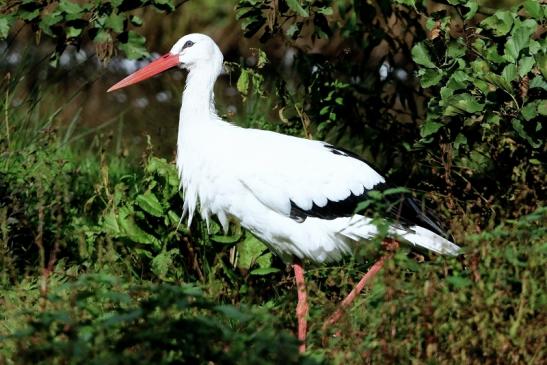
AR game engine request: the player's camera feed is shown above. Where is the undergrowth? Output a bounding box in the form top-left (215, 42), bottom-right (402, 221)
top-left (1, 0), bottom-right (546, 364)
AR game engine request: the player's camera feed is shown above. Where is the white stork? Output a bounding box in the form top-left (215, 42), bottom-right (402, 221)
top-left (108, 33), bottom-right (460, 352)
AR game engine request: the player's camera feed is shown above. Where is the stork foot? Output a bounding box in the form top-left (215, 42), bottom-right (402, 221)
top-left (292, 261), bottom-right (308, 353)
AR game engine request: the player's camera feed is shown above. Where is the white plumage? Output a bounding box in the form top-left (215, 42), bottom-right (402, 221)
top-left (168, 34), bottom-right (460, 263)
top-left (108, 32), bottom-right (461, 353)
top-left (108, 33), bottom-right (462, 262)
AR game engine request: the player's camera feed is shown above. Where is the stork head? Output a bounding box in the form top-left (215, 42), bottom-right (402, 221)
top-left (108, 33), bottom-right (223, 92)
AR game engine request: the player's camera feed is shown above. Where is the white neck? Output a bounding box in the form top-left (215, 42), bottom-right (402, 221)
top-left (176, 62), bottom-right (222, 180)
top-left (180, 63), bottom-right (220, 123)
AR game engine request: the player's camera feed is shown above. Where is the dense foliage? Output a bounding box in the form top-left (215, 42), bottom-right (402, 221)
top-left (1, 0), bottom-right (545, 364)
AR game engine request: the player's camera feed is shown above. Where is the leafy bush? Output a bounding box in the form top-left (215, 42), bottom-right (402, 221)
top-left (413, 0), bottom-right (545, 219)
top-left (3, 274), bottom-right (316, 365)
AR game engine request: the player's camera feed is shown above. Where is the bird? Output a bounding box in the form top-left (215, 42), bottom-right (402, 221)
top-left (108, 33), bottom-right (460, 353)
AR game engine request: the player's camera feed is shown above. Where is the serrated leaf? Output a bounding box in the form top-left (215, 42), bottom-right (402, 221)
top-left (0, 16), bottom-right (13, 39)
top-left (119, 31), bottom-right (148, 59)
top-left (412, 43), bottom-right (436, 68)
top-left (256, 252), bottom-right (273, 269)
top-left (518, 56), bottom-right (535, 77)
top-left (419, 68), bottom-right (443, 88)
top-left (504, 25), bottom-right (535, 63)
top-left (447, 40), bottom-right (466, 59)
top-left (287, 0), bottom-right (309, 17)
top-left (463, 0), bottom-right (478, 20)
top-left (480, 11), bottom-right (513, 36)
top-left (421, 120), bottom-right (444, 137)
top-left (521, 102), bottom-right (538, 121)
top-left (237, 235), bottom-right (268, 270)
top-left (118, 207), bottom-right (160, 246)
top-left (502, 64), bottom-right (517, 83)
top-left (152, 249), bottom-right (179, 279)
top-left (136, 191), bottom-right (164, 217)
top-left (105, 13), bottom-right (125, 33)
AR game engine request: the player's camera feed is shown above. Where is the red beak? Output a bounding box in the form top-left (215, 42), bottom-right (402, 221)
top-left (107, 53), bottom-right (180, 92)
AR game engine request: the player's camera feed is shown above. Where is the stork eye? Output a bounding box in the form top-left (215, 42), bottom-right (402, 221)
top-left (182, 40), bottom-right (194, 50)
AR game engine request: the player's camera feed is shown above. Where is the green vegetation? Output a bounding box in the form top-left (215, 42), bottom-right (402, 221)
top-left (1, 0), bottom-right (545, 364)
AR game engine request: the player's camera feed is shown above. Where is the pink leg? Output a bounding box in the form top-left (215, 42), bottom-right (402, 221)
top-left (322, 256), bottom-right (386, 331)
top-left (292, 261), bottom-right (308, 353)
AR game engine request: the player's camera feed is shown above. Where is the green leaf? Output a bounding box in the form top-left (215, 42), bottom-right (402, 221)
top-left (66, 27), bottom-right (82, 38)
top-left (153, 0), bottom-right (175, 12)
top-left (504, 24), bottom-right (535, 63)
top-left (480, 11), bottom-right (513, 36)
top-left (105, 13), bottom-right (125, 33)
top-left (119, 31), bottom-right (148, 59)
top-left (256, 251), bottom-right (273, 268)
top-left (250, 267), bottom-right (280, 276)
top-left (463, 0), bottom-right (478, 20)
top-left (237, 235), bottom-right (268, 270)
top-left (420, 120), bottom-right (444, 137)
top-left (102, 211), bottom-right (121, 235)
top-left (443, 93), bottom-right (484, 116)
top-left (136, 191), bottom-right (164, 217)
top-left (454, 133), bottom-right (468, 150)
top-left (39, 13), bottom-right (63, 36)
top-left (130, 15), bottom-right (143, 26)
top-left (237, 69), bottom-right (250, 96)
top-left (447, 40), bottom-right (466, 59)
top-left (412, 43), bottom-right (436, 68)
top-left (286, 0), bottom-right (309, 17)
top-left (529, 76), bottom-right (547, 91)
top-left (518, 56), bottom-right (535, 77)
top-left (211, 233), bottom-right (242, 245)
top-left (483, 72), bottom-right (512, 93)
top-left (502, 64), bottom-right (517, 84)
top-left (512, 118), bottom-right (541, 148)
top-left (419, 68), bottom-right (443, 88)
top-left (367, 190), bottom-right (383, 200)
top-left (521, 102), bottom-right (538, 121)
top-left (118, 207), bottom-right (160, 246)
top-left (59, 0), bottom-right (83, 15)
top-left (151, 249), bottom-right (179, 279)
top-left (394, 0), bottom-right (416, 6)
top-left (317, 7), bottom-right (334, 16)
top-left (383, 187), bottom-right (410, 195)
top-left (255, 49), bottom-right (268, 68)
top-left (535, 53), bottom-right (547, 78)
top-left (446, 276), bottom-right (472, 288)
top-left (0, 16), bottom-right (14, 39)
top-left (523, 0), bottom-right (542, 18)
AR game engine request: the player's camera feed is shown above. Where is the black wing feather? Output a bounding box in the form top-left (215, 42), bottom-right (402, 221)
top-left (288, 144), bottom-right (448, 238)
